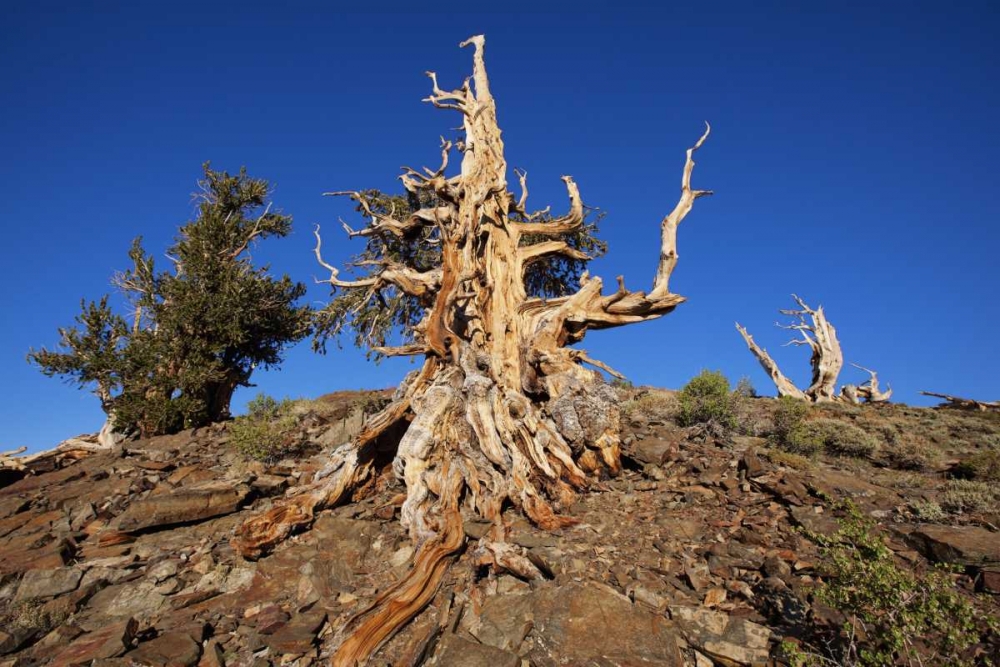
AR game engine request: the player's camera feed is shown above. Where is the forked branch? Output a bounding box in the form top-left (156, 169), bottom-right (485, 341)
top-left (851, 363), bottom-right (892, 403)
top-left (517, 176), bottom-right (584, 236)
top-left (313, 225), bottom-right (442, 296)
top-left (651, 122), bottom-right (713, 297)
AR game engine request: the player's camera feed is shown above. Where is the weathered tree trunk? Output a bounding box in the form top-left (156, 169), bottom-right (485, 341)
top-left (734, 322), bottom-right (806, 400)
top-left (204, 368), bottom-right (245, 423)
top-left (737, 296), bottom-right (889, 404)
top-left (97, 386), bottom-right (128, 449)
top-left (234, 35), bottom-right (712, 666)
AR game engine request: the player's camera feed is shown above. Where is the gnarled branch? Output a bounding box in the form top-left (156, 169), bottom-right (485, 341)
top-left (651, 122), bottom-right (713, 298)
top-left (735, 322), bottom-right (807, 400)
top-left (738, 296), bottom-right (889, 404)
top-left (517, 176), bottom-right (584, 236)
top-left (519, 240), bottom-right (591, 266)
top-left (313, 225), bottom-right (442, 296)
top-left (852, 363), bottom-right (892, 403)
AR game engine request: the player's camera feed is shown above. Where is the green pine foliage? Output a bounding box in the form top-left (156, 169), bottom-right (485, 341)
top-left (29, 164), bottom-right (310, 437)
top-left (27, 296), bottom-right (129, 415)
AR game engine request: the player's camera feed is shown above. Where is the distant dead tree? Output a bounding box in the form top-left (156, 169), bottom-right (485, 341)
top-left (736, 295), bottom-right (891, 404)
top-left (920, 391), bottom-right (1000, 412)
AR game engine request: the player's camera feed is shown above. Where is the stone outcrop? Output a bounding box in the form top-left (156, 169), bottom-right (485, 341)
top-left (0, 389), bottom-right (997, 665)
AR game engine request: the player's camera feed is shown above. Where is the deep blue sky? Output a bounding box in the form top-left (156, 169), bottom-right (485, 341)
top-left (3, 2), bottom-right (998, 452)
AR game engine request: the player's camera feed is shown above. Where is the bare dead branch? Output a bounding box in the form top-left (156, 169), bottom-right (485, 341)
top-left (737, 296), bottom-right (888, 404)
top-left (517, 176), bottom-right (584, 236)
top-left (518, 240), bottom-right (591, 266)
top-left (313, 225), bottom-right (378, 289)
top-left (651, 122), bottom-right (713, 297)
top-left (851, 363), bottom-right (892, 403)
top-left (920, 391), bottom-right (1000, 412)
top-left (735, 322), bottom-right (807, 400)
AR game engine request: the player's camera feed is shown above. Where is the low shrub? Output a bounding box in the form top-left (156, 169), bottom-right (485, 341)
top-left (882, 436), bottom-right (937, 471)
top-left (229, 393), bottom-right (299, 463)
top-left (762, 448), bottom-right (814, 470)
top-left (734, 376), bottom-right (757, 398)
top-left (954, 449), bottom-right (1000, 482)
top-left (805, 502), bottom-right (984, 666)
top-left (676, 370), bottom-right (737, 431)
top-left (793, 418), bottom-right (879, 458)
top-left (939, 479), bottom-right (1000, 514)
top-left (771, 396), bottom-right (810, 449)
top-left (621, 389), bottom-right (679, 421)
top-left (910, 499), bottom-right (946, 522)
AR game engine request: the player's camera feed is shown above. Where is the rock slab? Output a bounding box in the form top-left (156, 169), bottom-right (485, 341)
top-left (116, 481), bottom-right (249, 532)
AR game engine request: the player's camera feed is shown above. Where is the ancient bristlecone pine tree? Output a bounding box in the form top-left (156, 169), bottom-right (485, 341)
top-left (234, 36), bottom-right (712, 665)
top-left (736, 295), bottom-right (891, 404)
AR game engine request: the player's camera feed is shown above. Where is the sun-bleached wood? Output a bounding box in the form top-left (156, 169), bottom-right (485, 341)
top-left (850, 363), bottom-right (892, 403)
top-left (920, 391), bottom-right (1000, 412)
top-left (737, 295), bottom-right (889, 404)
top-left (233, 35), bottom-right (712, 666)
top-left (0, 435), bottom-right (115, 475)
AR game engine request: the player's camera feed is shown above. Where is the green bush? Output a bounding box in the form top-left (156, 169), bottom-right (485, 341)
top-left (808, 502), bottom-right (983, 666)
top-left (787, 418), bottom-right (879, 458)
top-left (676, 370), bottom-right (737, 431)
top-left (954, 449), bottom-right (1000, 482)
top-left (883, 436), bottom-right (937, 471)
top-left (939, 479), bottom-right (1000, 514)
top-left (911, 499), bottom-right (946, 523)
top-left (734, 376), bottom-right (757, 398)
top-left (762, 448), bottom-right (814, 470)
top-left (771, 396), bottom-right (811, 451)
top-left (229, 393), bottom-right (298, 463)
top-left (621, 389), bottom-right (679, 421)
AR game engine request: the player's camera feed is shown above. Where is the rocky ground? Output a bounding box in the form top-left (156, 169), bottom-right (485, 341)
top-left (1, 388), bottom-right (998, 666)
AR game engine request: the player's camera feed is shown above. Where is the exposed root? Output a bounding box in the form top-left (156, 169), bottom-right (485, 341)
top-left (232, 442), bottom-right (372, 559)
top-left (233, 360), bottom-right (439, 559)
top-left (332, 465), bottom-right (465, 667)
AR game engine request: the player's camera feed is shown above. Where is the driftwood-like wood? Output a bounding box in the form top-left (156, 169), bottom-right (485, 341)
top-left (233, 35), bottom-right (712, 666)
top-left (0, 435), bottom-right (110, 475)
top-left (737, 295), bottom-right (890, 404)
top-left (851, 363), bottom-right (892, 403)
top-left (920, 391), bottom-right (1000, 412)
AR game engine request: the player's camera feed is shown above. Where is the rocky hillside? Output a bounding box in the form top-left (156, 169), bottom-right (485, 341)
top-left (1, 387), bottom-right (998, 666)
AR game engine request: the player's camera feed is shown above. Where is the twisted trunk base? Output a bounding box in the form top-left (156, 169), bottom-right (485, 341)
top-left (234, 350), bottom-right (622, 665)
top-left (232, 33), bottom-right (712, 666)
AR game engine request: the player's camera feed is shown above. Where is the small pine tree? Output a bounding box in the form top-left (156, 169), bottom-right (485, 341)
top-left (30, 164), bottom-right (311, 438)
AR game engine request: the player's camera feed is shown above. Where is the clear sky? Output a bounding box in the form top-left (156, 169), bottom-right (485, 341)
top-left (3, 2), bottom-right (998, 452)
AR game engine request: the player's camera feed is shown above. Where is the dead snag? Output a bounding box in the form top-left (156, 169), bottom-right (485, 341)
top-left (736, 295), bottom-right (891, 404)
top-left (234, 35), bottom-right (714, 665)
